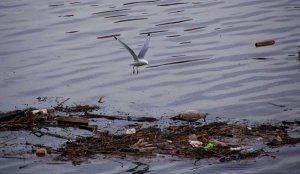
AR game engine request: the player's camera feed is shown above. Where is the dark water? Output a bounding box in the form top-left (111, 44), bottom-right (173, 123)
top-left (1, 0), bottom-right (300, 173)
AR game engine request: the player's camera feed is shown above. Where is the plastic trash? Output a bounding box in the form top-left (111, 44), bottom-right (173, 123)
top-left (31, 109), bottom-right (48, 116)
top-left (188, 134), bottom-right (203, 147)
top-left (204, 143), bottom-right (215, 151)
top-left (167, 149), bottom-right (178, 155)
top-left (230, 146), bottom-right (245, 151)
top-left (189, 140), bottom-right (203, 147)
top-left (212, 140), bottom-right (227, 147)
top-left (275, 135), bottom-right (282, 142)
top-left (126, 128), bottom-right (136, 134)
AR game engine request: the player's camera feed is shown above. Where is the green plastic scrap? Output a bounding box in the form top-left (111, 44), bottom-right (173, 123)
top-left (204, 143), bottom-right (215, 151)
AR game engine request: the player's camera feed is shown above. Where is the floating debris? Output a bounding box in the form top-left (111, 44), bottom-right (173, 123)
top-left (1, 104), bottom-right (300, 164)
top-left (212, 140), bottom-right (227, 147)
top-left (188, 134), bottom-right (203, 147)
top-left (56, 116), bottom-right (88, 125)
top-left (126, 128), bottom-right (137, 134)
top-left (31, 109), bottom-right (48, 116)
top-left (230, 146), bottom-right (244, 151)
top-left (131, 138), bottom-right (157, 152)
top-left (36, 148), bottom-right (47, 156)
top-left (204, 143), bottom-right (215, 151)
top-left (255, 40), bottom-right (275, 47)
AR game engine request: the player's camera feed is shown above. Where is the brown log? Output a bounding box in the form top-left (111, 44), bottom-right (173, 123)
top-left (255, 40), bottom-right (275, 47)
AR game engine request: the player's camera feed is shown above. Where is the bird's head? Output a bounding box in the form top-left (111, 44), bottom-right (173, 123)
top-left (140, 59), bottom-right (149, 65)
top-left (145, 59), bottom-right (149, 65)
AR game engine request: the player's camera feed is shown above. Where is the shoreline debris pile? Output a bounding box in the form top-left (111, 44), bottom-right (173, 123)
top-left (54, 121), bottom-right (300, 164)
top-left (1, 105), bottom-right (300, 164)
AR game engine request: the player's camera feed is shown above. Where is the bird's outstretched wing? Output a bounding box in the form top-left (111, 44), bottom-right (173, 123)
top-left (114, 36), bottom-right (138, 61)
top-left (138, 33), bottom-right (150, 59)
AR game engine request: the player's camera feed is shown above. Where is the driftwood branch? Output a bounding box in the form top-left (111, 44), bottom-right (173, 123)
top-left (84, 113), bottom-right (157, 122)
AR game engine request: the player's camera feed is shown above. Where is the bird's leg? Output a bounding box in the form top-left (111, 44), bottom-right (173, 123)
top-left (137, 67), bottom-right (139, 74)
top-left (133, 66), bottom-right (135, 74)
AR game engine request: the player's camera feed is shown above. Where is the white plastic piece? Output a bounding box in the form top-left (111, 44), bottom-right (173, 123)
top-left (31, 109), bottom-right (48, 115)
top-left (230, 146), bottom-right (245, 151)
top-left (189, 140), bottom-right (203, 147)
top-left (126, 128), bottom-right (136, 134)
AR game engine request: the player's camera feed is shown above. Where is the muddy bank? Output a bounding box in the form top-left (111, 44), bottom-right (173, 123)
top-left (1, 104), bottom-right (300, 165)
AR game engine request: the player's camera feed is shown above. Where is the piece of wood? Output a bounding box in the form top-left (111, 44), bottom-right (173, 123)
top-left (56, 116), bottom-right (88, 125)
top-left (84, 113), bottom-right (157, 122)
top-left (255, 40), bottom-right (275, 47)
top-left (0, 110), bottom-right (25, 121)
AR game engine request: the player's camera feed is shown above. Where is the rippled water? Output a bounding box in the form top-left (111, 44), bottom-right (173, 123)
top-left (1, 0), bottom-right (300, 173)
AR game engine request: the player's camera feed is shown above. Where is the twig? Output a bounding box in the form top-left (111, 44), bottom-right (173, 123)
top-left (84, 113), bottom-right (157, 122)
top-left (31, 129), bottom-right (74, 140)
top-left (57, 98), bottom-right (71, 106)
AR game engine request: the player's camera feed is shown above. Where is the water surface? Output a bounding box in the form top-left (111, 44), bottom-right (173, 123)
top-left (1, 0), bottom-right (300, 173)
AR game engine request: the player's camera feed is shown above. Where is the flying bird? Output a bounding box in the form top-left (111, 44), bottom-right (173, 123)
top-left (114, 34), bottom-right (150, 74)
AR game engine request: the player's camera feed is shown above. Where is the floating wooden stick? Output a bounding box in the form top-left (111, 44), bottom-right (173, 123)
top-left (255, 40), bottom-right (275, 47)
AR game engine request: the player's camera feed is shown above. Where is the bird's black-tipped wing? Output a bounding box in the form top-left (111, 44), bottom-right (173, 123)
top-left (114, 36), bottom-right (138, 61)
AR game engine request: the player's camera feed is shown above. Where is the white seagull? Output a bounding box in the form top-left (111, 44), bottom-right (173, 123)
top-left (114, 33), bottom-right (150, 74)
